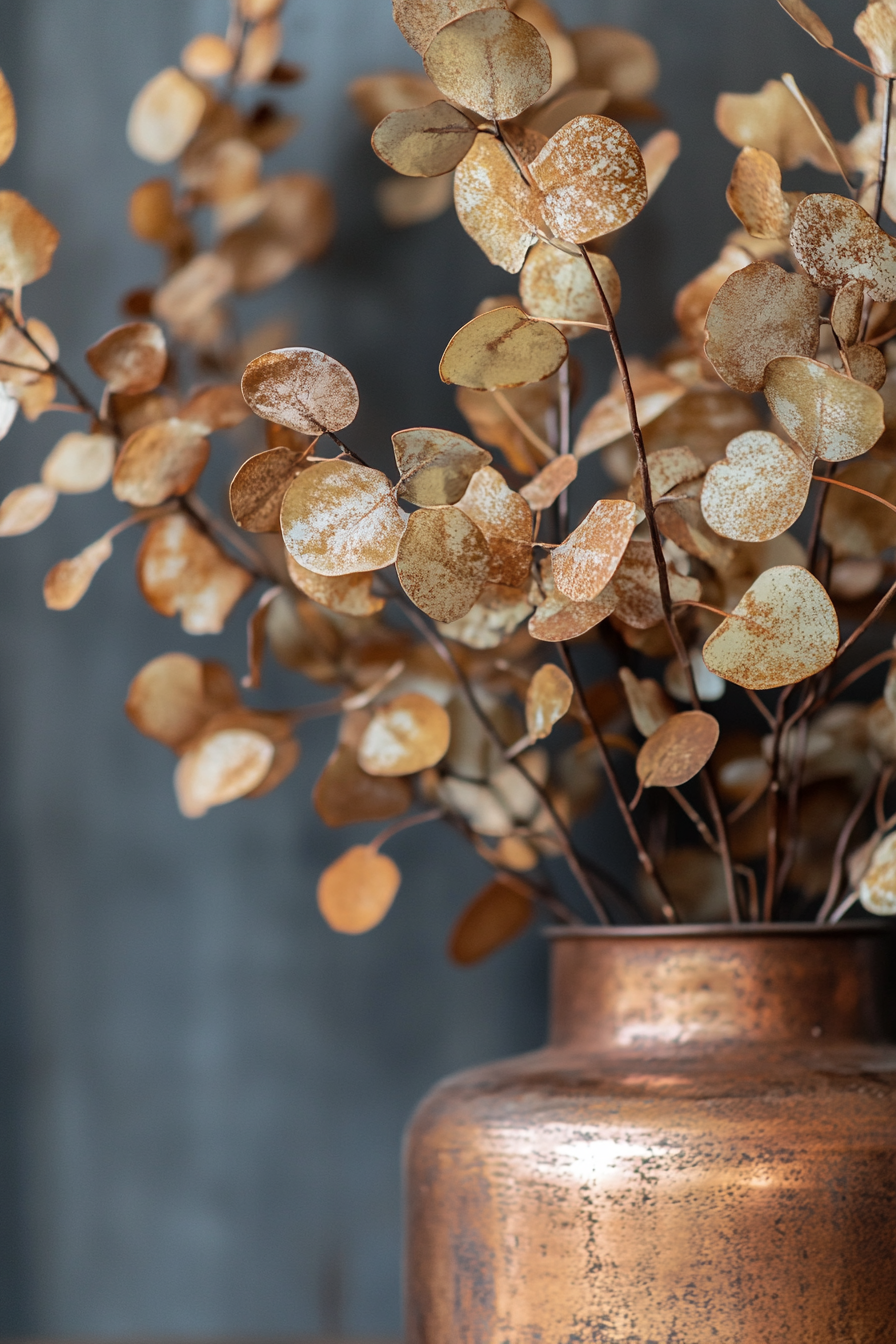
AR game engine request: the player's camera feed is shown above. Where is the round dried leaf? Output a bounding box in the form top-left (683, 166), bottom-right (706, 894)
top-left (528, 561), bottom-right (617, 641)
top-left (125, 652), bottom-right (239, 751)
top-left (181, 34), bottom-right (235, 80)
top-left (230, 447), bottom-right (303, 531)
top-left (552, 498), bottom-right (637, 601)
top-left (175, 728), bottom-right (275, 818)
top-left (137, 513), bottom-right (253, 634)
top-left (424, 10), bottom-right (551, 122)
top-left (394, 0), bottom-right (505, 54)
top-left (611, 539), bottom-right (700, 630)
top-left (764, 355), bottom-right (885, 461)
top-left (448, 875), bottom-right (533, 964)
top-left (317, 846), bottom-right (401, 934)
top-left (349, 70), bottom-right (441, 127)
top-left (440, 306), bottom-right (568, 390)
top-left (242, 346), bottom-right (358, 434)
top-left (235, 17), bottom-right (283, 84)
top-left (641, 127), bottom-right (680, 199)
top-left (286, 553), bottom-right (385, 617)
top-left (701, 431), bottom-right (812, 543)
top-left (830, 279), bottom-right (865, 346)
top-left (574, 366), bottom-right (686, 460)
top-left (520, 455), bottom-right (577, 509)
top-left (525, 663), bottom-right (572, 740)
top-left (113, 418), bottom-right (209, 506)
top-left (396, 505), bottom-right (489, 622)
top-left (726, 147), bottom-right (803, 240)
top-left (0, 69), bottom-right (16, 167)
top-left (455, 465), bottom-right (532, 587)
top-left (845, 342), bottom-right (887, 390)
top-left (636, 710), bottom-right (720, 787)
top-left (618, 666), bottom-right (673, 738)
top-left (453, 134), bottom-right (541, 274)
top-left (127, 67), bottom-right (206, 164)
top-left (520, 243), bottom-right (620, 333)
top-left (358, 692), bottom-right (451, 776)
top-left (438, 582), bottom-right (532, 648)
top-left (0, 191), bottom-right (59, 289)
top-left (86, 321), bottom-right (167, 394)
top-left (41, 432), bottom-right (115, 494)
top-left (0, 482), bottom-right (56, 536)
top-left (313, 743), bottom-right (412, 827)
top-left (393, 427), bottom-right (491, 506)
top-left (859, 832), bottom-right (896, 916)
top-left (219, 173), bottom-right (336, 288)
top-left (571, 26), bottom-right (659, 97)
top-left (280, 459), bottom-right (406, 576)
top-left (43, 534), bottom-right (113, 611)
top-left (181, 384), bottom-right (250, 432)
top-left (704, 262), bottom-right (818, 393)
top-left (529, 115), bottom-right (647, 244)
top-left (152, 252), bottom-right (234, 333)
top-left (527, 89), bottom-right (611, 140)
top-left (703, 564), bottom-right (838, 690)
top-left (790, 194), bottom-right (896, 302)
top-left (372, 100), bottom-right (476, 177)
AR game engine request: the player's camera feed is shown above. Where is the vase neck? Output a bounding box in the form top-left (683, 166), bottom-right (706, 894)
top-left (548, 930), bottom-right (896, 1052)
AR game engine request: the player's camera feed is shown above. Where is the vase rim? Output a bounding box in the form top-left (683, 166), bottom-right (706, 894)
top-left (544, 921), bottom-right (896, 939)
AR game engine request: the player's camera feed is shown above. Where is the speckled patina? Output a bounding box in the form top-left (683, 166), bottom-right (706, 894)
top-left (405, 926), bottom-right (896, 1343)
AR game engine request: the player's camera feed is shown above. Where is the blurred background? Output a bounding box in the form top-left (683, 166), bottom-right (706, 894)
top-left (0, 0), bottom-right (858, 1336)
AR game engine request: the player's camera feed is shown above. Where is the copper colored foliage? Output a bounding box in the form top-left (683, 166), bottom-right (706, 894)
top-left (636, 711), bottom-right (720, 788)
top-left (448, 874), bottom-right (534, 963)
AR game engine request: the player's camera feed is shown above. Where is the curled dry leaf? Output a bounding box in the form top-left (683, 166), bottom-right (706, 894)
top-left (152, 252), bottom-right (234, 330)
top-left (313, 739), bottom-right (412, 827)
top-left (43, 534), bottom-right (113, 611)
top-left (358, 692), bottom-right (451, 776)
top-left (641, 128), bottom-right (680, 199)
top-left (529, 115), bottom-right (647, 244)
top-left (280, 460), bottom-right (407, 576)
top-left (41, 432), bottom-right (115, 494)
top-left (715, 79), bottom-right (840, 173)
top-left (859, 832), bottom-right (896, 916)
top-left (551, 498), bottom-right (637, 601)
top-left (0, 191), bottom-right (59, 289)
top-left (845, 342), bottom-right (888, 390)
top-left (424, 10), bottom-right (552, 123)
top-left (438, 582), bottom-right (533, 648)
top-left (790, 194), bottom-right (896, 302)
top-left (448, 874), bottom-right (534, 964)
top-left (519, 243), bottom-right (620, 334)
top-left (855, 1), bottom-right (896, 76)
top-left (393, 427), bottom-right (491, 506)
top-left (704, 262), bottom-right (818, 393)
top-left (636, 710), bottom-right (720, 788)
top-left (125, 652), bottom-right (239, 751)
top-left (528, 557), bottom-right (617, 641)
top-left (241, 346), bottom-right (359, 434)
top-left (175, 728), bottom-right (275, 818)
top-left (525, 662), bottom-right (572, 740)
top-left (317, 845), bottom-right (402, 934)
top-left (137, 513), bottom-right (253, 635)
top-left (456, 465), bottom-right (532, 587)
top-left (618, 666), bottom-right (673, 738)
top-left (831, 278), bottom-right (865, 345)
top-left (129, 177), bottom-right (190, 250)
top-left (126, 67), bottom-right (206, 164)
top-left (764, 356), bottom-right (885, 461)
top-left (612, 538), bottom-right (700, 629)
top-left (372, 101), bottom-right (477, 177)
top-left (453, 134), bottom-right (541, 273)
top-left (439, 306), bottom-right (568, 390)
top-left (230, 446), bottom-right (303, 532)
top-left (575, 366), bottom-right (685, 459)
top-left (726, 147), bottom-right (804, 240)
top-left (571, 26), bottom-right (659, 97)
top-left (181, 33), bottom-right (235, 80)
top-left (286, 553), bottom-right (385, 617)
top-left (0, 69), bottom-right (16, 168)
top-left (112, 418), bottom-right (209, 507)
top-left (86, 321), bottom-right (167, 394)
top-left (0, 483), bottom-right (56, 536)
top-left (520, 455), bottom-right (577, 509)
top-left (701, 431), bottom-right (812, 543)
top-left (393, 0), bottom-right (506, 54)
top-left (396, 506), bottom-right (490, 623)
top-left (776, 0), bottom-right (833, 47)
top-left (703, 564), bottom-right (839, 690)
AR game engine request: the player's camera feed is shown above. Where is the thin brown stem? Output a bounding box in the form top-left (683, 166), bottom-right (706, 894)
top-left (667, 786), bottom-right (719, 853)
top-left (875, 764), bottom-right (895, 831)
top-left (727, 773), bottom-right (771, 826)
top-left (816, 772), bottom-right (878, 922)
top-left (828, 648), bottom-right (896, 704)
top-left (370, 808), bottom-right (443, 852)
top-left (557, 358), bottom-right (571, 536)
top-left (836, 570), bottom-right (896, 662)
top-left (491, 390), bottom-right (556, 460)
top-left (763, 688), bottom-right (791, 921)
top-left (0, 297), bottom-right (99, 418)
top-left (744, 687), bottom-right (777, 731)
top-left (874, 73), bottom-right (894, 226)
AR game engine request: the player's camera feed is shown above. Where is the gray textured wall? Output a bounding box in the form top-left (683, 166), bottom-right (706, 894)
top-left (0, 0), bottom-right (855, 1336)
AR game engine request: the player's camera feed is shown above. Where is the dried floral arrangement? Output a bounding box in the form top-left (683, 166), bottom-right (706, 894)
top-left (4, 0), bottom-right (896, 961)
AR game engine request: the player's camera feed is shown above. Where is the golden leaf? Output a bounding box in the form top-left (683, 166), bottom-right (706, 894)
top-left (764, 355), bottom-right (885, 461)
top-left (855, 1), bottom-right (896, 75)
top-left (393, 427), bottom-right (491, 505)
top-left (528, 556), bottom-right (617, 641)
top-left (704, 262), bottom-right (818, 393)
top-left (726, 147), bottom-right (804, 240)
top-left (349, 70), bottom-right (440, 126)
top-left (86, 321), bottom-right (167, 395)
top-left (525, 662), bottom-right (572, 739)
top-left (636, 710), bottom-right (719, 787)
top-left (715, 79), bottom-right (841, 173)
top-left (0, 482), bottom-right (56, 536)
top-left (611, 538), bottom-right (700, 630)
top-left (551, 498), bottom-right (637, 601)
top-left (286, 552), bottom-right (385, 617)
top-left (574, 366), bottom-right (685, 459)
top-left (618, 666), bottom-right (673, 738)
top-left (152, 252), bottom-right (235, 331)
top-left (453, 134), bottom-right (541, 273)
top-left (529, 115), bottom-right (647, 244)
top-left (41, 432), bottom-right (116, 494)
top-left (790, 193), bottom-right (896, 301)
top-left (317, 846), bottom-right (401, 934)
top-left (820, 458), bottom-right (896, 558)
top-left (137, 513), bottom-right (253, 634)
top-left (776, 0), bottom-right (833, 47)
top-left (43, 534), bottom-right (113, 611)
top-left (235, 17), bottom-right (283, 84)
top-left (358, 692), bottom-right (451, 776)
top-left (126, 67), bottom-right (206, 164)
top-left (112, 418), bottom-right (209, 506)
top-left (455, 465), bottom-right (532, 586)
top-left (519, 455), bottom-right (577, 509)
top-left (241, 346), bottom-right (359, 434)
top-left (0, 69), bottom-right (17, 168)
top-left (314, 739), bottom-right (412, 827)
top-left (181, 33), bottom-right (235, 80)
top-left (571, 26), bottom-right (659, 97)
top-left (448, 874), bottom-right (534, 964)
top-left (175, 728), bottom-right (275, 817)
top-left (440, 306), bottom-right (568, 389)
top-left (280, 460), bottom-right (407, 576)
top-left (125, 652), bottom-right (240, 752)
top-left (230, 447), bottom-right (304, 532)
top-left (372, 100), bottom-right (477, 177)
top-left (519, 242), bottom-right (619, 334)
top-left (437, 582), bottom-right (533, 648)
top-left (424, 10), bottom-right (552, 122)
top-left (396, 506), bottom-right (490, 622)
top-left (0, 191), bottom-right (59, 289)
top-left (701, 431), bottom-right (813, 543)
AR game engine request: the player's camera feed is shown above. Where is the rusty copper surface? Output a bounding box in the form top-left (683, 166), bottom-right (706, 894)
top-left (404, 926), bottom-right (896, 1342)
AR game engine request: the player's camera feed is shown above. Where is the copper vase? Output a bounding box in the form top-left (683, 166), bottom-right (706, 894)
top-left (404, 926), bottom-right (896, 1342)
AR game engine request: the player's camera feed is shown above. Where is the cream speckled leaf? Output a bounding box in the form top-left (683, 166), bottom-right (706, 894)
top-left (126, 67), bottom-right (205, 164)
top-left (790, 194), bottom-right (896, 302)
top-left (86, 321), bottom-right (167, 395)
top-left (136, 513), bottom-right (253, 635)
top-left (41, 432), bottom-right (116, 494)
top-left (440, 306), bottom-right (568, 389)
top-left (280, 459), bottom-right (406, 576)
top-left (358, 692), bottom-right (451, 776)
top-left (520, 455), bottom-right (577, 509)
top-left (372, 101), bottom-right (477, 177)
top-left (241, 346), bottom-right (359, 434)
top-left (393, 427), bottom-right (491, 506)
top-left (437, 582), bottom-right (533, 648)
top-left (859, 832), bottom-right (896, 916)
top-left (175, 729), bottom-right (275, 818)
top-left (453, 135), bottom-right (541, 274)
top-left (764, 356), bottom-right (884, 461)
top-left (43, 534), bottom-right (114, 611)
top-left (611, 538), bottom-right (700, 630)
top-left (636, 710), bottom-right (719, 787)
top-left (230, 447), bottom-right (304, 532)
top-left (855, 0), bottom-right (896, 75)
top-left (519, 243), bottom-right (620, 334)
top-left (525, 663), bottom-right (572, 740)
top-left (552, 498), bottom-right (637, 601)
top-left (455, 465), bottom-right (532, 587)
top-left (528, 557), bottom-right (617, 641)
top-left (0, 482), bottom-right (56, 536)
top-left (628, 446), bottom-right (704, 510)
top-left (113, 418), bottom-right (209, 506)
top-left (0, 191), bottom-right (59, 289)
top-left (704, 262), bottom-right (818, 393)
top-left (529, 115), bottom-right (647, 243)
top-left (0, 70), bottom-right (16, 168)
top-left (424, 10), bottom-right (551, 122)
top-left (396, 505), bottom-right (489, 622)
top-left (702, 564), bottom-right (838, 690)
top-left (317, 846), bottom-right (402, 933)
top-left (285, 552), bottom-right (385, 617)
top-left (618, 666), bottom-right (673, 738)
top-left (726, 147), bottom-right (804, 240)
top-left (701, 431), bottom-right (812, 543)
top-left (393, 0), bottom-right (506, 53)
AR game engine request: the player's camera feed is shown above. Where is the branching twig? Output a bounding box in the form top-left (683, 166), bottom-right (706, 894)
top-left (0, 296), bottom-right (99, 418)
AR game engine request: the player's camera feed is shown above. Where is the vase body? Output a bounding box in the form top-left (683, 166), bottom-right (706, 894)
top-left (404, 926), bottom-right (896, 1343)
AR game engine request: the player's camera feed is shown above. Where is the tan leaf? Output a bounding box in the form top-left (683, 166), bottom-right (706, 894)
top-left (611, 538), bottom-right (700, 630)
top-left (627, 446), bottom-right (704, 509)
top-left (137, 513), bottom-right (253, 634)
top-left (241, 346), bottom-right (359, 434)
top-left (855, 1), bottom-right (896, 75)
top-left (266, 591), bottom-right (342, 683)
top-left (830, 278), bottom-right (865, 345)
top-left (528, 556), bottom-right (616, 640)
top-left (286, 552), bottom-right (385, 617)
top-left (393, 0), bottom-right (506, 53)
top-left (41, 431), bottom-right (115, 494)
top-left (703, 564), bottom-right (838, 690)
top-left (640, 127), bottom-right (680, 199)
top-left (438, 775), bottom-right (514, 834)
top-left (0, 482), bottom-right (56, 535)
top-left (180, 384), bottom-right (249, 433)
top-left (376, 172), bottom-right (454, 228)
top-left (86, 321), bottom-right (167, 395)
top-left (349, 70), bottom-right (440, 126)
top-left (456, 379), bottom-right (555, 474)
top-left (240, 0), bottom-right (284, 21)
top-left (636, 710), bottom-right (719, 787)
top-left (393, 427), bottom-right (491, 505)
top-left (790, 193), bottom-right (896, 301)
top-left (112, 418), bottom-right (209, 506)
top-left (438, 582), bottom-right (533, 648)
top-left (519, 242), bottom-right (619, 334)
top-left (181, 33), bottom-right (235, 80)
top-left (673, 244), bottom-right (753, 352)
top-left (43, 533), bottom-right (114, 611)
top-left (448, 874), bottom-right (533, 964)
top-left (281, 460), bottom-right (406, 576)
top-left (424, 10), bottom-right (552, 122)
top-left (777, 0), bottom-right (833, 46)
top-left (551, 498), bottom-right (637, 601)
top-left (828, 556), bottom-right (884, 599)
top-left (844, 341), bottom-right (888, 390)
top-left (129, 178), bottom-right (191, 250)
top-left (440, 306), bottom-right (567, 390)
top-left (358, 692), bottom-right (451, 776)
top-left (313, 741), bottom-right (412, 826)
top-left (726, 146), bottom-right (804, 240)
top-left (110, 388), bottom-right (179, 438)
top-left (453, 134), bottom-right (541, 273)
top-left (701, 431), bottom-right (812, 543)
top-left (455, 465), bottom-right (532, 586)
top-left (372, 100), bottom-right (477, 177)
top-left (520, 455), bottom-right (577, 509)
top-left (820, 458), bottom-right (896, 558)
top-left (858, 832), bottom-right (896, 915)
top-left (152, 252), bottom-right (234, 329)
top-left (125, 652), bottom-right (239, 751)
top-left (715, 79), bottom-right (841, 173)
top-left (317, 846), bottom-right (401, 933)
top-left (396, 506), bottom-right (489, 622)
top-left (0, 69), bottom-right (16, 167)
top-left (571, 27), bottom-right (659, 97)
top-left (618, 666), bottom-right (673, 738)
top-left (218, 173), bottom-right (336, 287)
top-left (528, 115), bottom-right (647, 243)
top-left (126, 67), bottom-right (205, 164)
top-left (235, 17), bottom-right (283, 84)
top-left (764, 355), bottom-right (885, 461)
top-left (525, 662), bottom-right (572, 739)
top-left (526, 89), bottom-right (611, 139)
top-left (574, 366), bottom-right (685, 459)
top-left (247, 734), bottom-right (300, 801)
top-left (704, 262), bottom-right (818, 393)
top-left (175, 728), bottom-right (275, 817)
top-left (230, 447), bottom-right (303, 532)
top-left (0, 191), bottom-right (59, 289)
